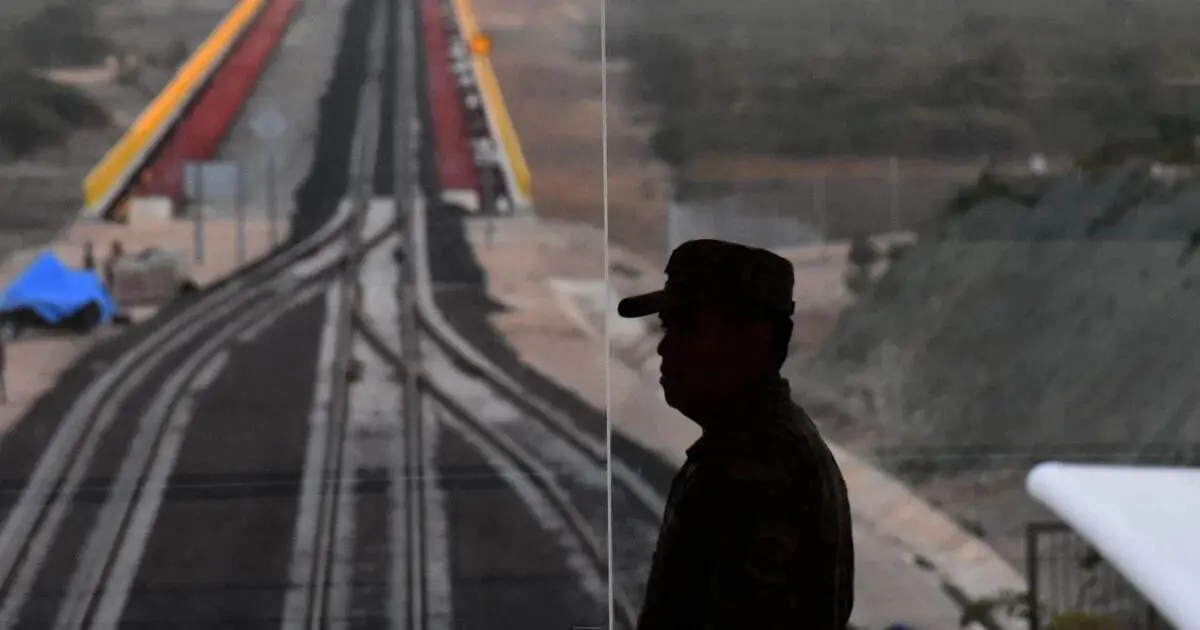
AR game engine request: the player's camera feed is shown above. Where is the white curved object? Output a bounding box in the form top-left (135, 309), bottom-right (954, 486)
top-left (1026, 462), bottom-right (1200, 629)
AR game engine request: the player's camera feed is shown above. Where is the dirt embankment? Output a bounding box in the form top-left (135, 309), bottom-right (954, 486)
top-left (793, 163), bottom-right (1200, 564)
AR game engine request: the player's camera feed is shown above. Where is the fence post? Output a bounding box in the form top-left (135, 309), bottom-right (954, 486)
top-left (888, 156), bottom-right (900, 232)
top-left (814, 168), bottom-right (827, 240)
top-left (1026, 524), bottom-right (1040, 630)
top-left (266, 153), bottom-right (278, 247)
top-left (193, 163), bottom-right (206, 265)
top-left (235, 163), bottom-right (246, 265)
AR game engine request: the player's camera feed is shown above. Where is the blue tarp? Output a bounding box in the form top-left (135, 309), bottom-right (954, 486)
top-left (0, 251), bottom-right (117, 327)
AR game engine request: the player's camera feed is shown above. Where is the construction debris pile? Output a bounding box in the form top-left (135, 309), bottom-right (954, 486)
top-left (0, 242), bottom-right (197, 336)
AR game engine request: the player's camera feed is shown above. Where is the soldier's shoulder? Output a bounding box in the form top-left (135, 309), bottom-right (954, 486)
top-left (717, 423), bottom-right (811, 485)
top-left (766, 403), bottom-right (845, 477)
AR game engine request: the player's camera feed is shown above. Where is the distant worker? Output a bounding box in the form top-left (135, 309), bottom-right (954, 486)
top-left (619, 239), bottom-right (855, 630)
top-left (0, 321), bottom-right (7, 405)
top-left (103, 240), bottom-right (124, 289)
top-left (82, 241), bottom-right (96, 271)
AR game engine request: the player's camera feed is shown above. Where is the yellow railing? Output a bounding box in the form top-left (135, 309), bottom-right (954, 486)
top-left (81, 0), bottom-right (266, 219)
top-left (447, 0), bottom-right (533, 208)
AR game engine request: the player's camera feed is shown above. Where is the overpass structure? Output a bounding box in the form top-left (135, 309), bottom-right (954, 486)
top-left (82, 0), bottom-right (531, 222)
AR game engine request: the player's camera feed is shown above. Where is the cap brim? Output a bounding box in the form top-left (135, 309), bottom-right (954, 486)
top-left (617, 290), bottom-right (664, 318)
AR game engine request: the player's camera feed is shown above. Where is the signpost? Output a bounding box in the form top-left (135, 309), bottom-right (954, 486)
top-left (183, 160), bottom-right (241, 264)
top-left (251, 105), bottom-right (288, 247)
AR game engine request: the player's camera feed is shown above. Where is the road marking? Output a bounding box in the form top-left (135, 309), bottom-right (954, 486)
top-left (321, 210), bottom-right (398, 630)
top-left (288, 200), bottom-right (357, 281)
top-left (388, 376), bottom-right (409, 630)
top-left (192, 350), bottom-right (230, 391)
top-left (62, 286), bottom-right (325, 630)
top-left (420, 395), bottom-right (453, 630)
top-left (356, 225), bottom-right (419, 628)
top-left (419, 337), bottom-right (522, 426)
top-left (0, 294), bottom-right (257, 629)
top-left (364, 198), bottom-right (396, 237)
top-left (281, 283), bottom-right (342, 629)
top-left (428, 402), bottom-right (605, 601)
top-left (327, 343), bottom-right (358, 630)
top-left (0, 193), bottom-right (353, 628)
top-left (412, 190), bottom-right (667, 521)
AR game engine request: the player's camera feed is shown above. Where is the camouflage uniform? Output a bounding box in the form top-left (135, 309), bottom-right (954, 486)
top-left (619, 239), bottom-right (856, 630)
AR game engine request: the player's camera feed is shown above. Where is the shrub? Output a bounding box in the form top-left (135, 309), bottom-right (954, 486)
top-left (0, 65), bottom-right (109, 157)
top-left (6, 2), bottom-right (112, 67)
top-left (1047, 611), bottom-right (1121, 630)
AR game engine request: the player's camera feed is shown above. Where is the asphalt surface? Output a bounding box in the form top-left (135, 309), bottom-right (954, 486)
top-left (103, 295), bottom-right (328, 628)
top-left (0, 0), bottom-right (683, 627)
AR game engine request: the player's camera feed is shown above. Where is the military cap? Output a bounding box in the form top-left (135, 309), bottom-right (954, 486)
top-left (618, 239), bottom-right (795, 319)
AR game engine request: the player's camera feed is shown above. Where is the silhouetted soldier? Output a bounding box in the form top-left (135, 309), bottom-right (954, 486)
top-left (619, 239), bottom-right (855, 630)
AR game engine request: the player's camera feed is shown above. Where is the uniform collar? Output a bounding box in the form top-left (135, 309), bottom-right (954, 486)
top-left (685, 374), bottom-right (793, 459)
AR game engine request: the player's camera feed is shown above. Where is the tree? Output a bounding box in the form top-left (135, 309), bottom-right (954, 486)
top-left (615, 0), bottom-right (1200, 160)
top-left (0, 66), bottom-right (109, 158)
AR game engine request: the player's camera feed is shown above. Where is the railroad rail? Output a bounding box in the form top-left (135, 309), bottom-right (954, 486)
top-left (0, 190), bottom-right (361, 630)
top-left (0, 0), bottom-right (667, 627)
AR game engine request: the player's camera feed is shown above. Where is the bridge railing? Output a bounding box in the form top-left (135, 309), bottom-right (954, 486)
top-left (1025, 522), bottom-right (1173, 630)
top-left (81, 0), bottom-right (266, 220)
top-left (442, 0), bottom-right (533, 211)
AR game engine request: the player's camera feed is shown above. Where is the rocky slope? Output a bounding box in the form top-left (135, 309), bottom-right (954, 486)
top-left (792, 162), bottom-right (1200, 562)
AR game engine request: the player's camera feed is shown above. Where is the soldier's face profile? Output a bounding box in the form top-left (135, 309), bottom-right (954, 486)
top-left (657, 308), bottom-right (771, 418)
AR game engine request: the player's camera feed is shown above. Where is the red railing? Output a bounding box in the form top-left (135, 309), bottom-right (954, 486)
top-left (137, 0), bottom-right (301, 202)
top-left (421, 0), bottom-right (480, 198)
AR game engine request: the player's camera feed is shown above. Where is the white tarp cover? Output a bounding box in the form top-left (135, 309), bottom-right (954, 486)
top-left (1026, 463), bottom-right (1200, 629)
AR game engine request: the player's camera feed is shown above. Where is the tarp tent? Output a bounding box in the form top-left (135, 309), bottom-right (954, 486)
top-left (0, 251), bottom-right (117, 332)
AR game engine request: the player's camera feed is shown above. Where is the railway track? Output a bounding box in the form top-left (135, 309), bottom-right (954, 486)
top-left (285, 0), bottom-right (671, 626)
top-left (0, 0), bottom-right (385, 624)
top-left (0, 180), bottom-right (370, 628)
top-left (0, 126), bottom-right (401, 629)
top-left (0, 0), bottom-right (674, 626)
